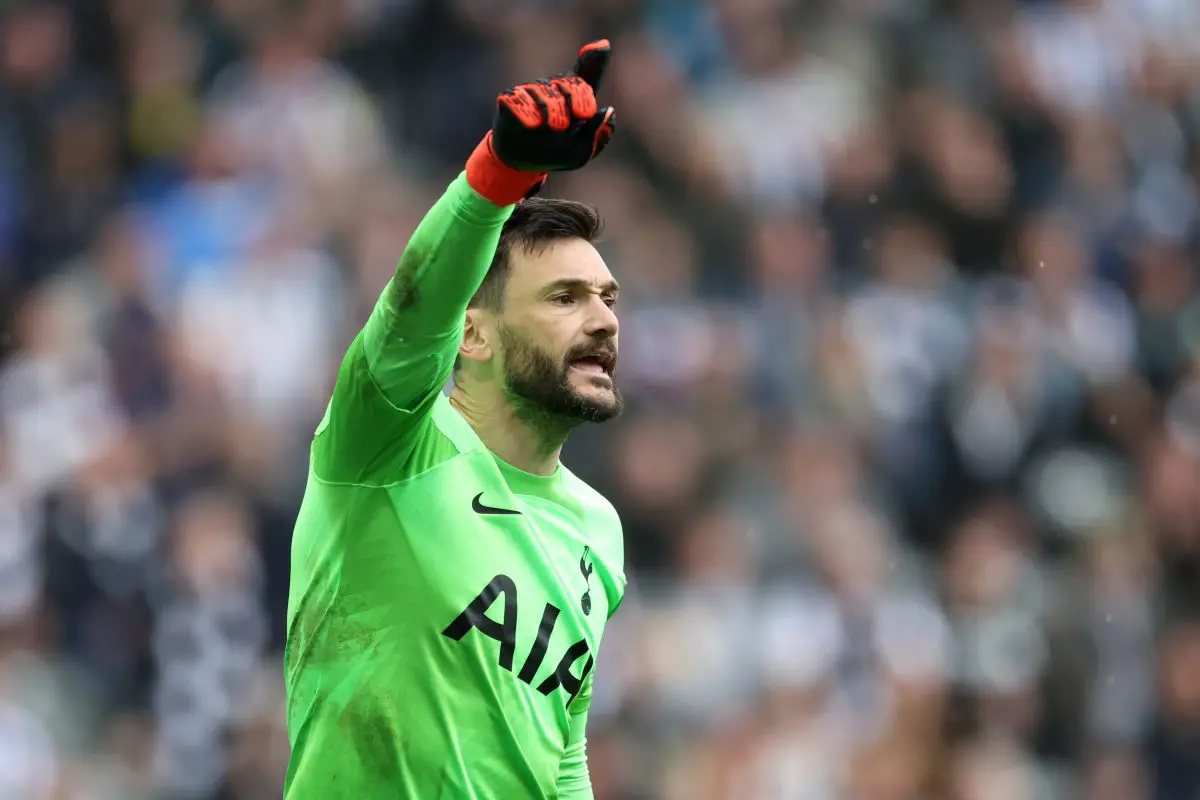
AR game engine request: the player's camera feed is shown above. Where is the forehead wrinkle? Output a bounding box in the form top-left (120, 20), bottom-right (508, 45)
top-left (539, 276), bottom-right (620, 294)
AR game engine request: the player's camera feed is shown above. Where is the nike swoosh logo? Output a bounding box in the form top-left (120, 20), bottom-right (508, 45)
top-left (472, 493), bottom-right (522, 516)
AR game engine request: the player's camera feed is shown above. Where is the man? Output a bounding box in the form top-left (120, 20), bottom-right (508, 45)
top-left (283, 40), bottom-right (626, 799)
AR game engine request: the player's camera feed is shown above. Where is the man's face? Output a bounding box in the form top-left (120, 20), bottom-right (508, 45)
top-left (492, 238), bottom-right (623, 423)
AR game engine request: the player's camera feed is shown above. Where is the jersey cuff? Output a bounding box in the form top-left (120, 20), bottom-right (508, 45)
top-left (451, 171), bottom-right (520, 227)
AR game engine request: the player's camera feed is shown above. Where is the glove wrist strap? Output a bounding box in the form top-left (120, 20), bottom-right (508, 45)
top-left (466, 133), bottom-right (548, 207)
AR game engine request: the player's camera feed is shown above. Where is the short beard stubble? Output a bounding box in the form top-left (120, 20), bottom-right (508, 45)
top-left (499, 325), bottom-right (624, 429)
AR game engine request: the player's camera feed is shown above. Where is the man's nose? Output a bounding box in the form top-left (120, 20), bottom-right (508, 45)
top-left (583, 296), bottom-right (618, 338)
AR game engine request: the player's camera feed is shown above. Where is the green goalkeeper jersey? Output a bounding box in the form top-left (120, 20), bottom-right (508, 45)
top-left (283, 174), bottom-right (627, 800)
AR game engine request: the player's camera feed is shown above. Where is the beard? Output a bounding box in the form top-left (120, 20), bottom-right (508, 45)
top-left (499, 324), bottom-right (623, 424)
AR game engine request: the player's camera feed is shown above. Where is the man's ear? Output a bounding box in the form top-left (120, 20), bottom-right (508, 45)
top-left (458, 308), bottom-right (493, 367)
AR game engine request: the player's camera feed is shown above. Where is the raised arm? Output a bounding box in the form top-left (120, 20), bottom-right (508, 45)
top-left (310, 175), bottom-right (514, 483)
top-left (312, 41), bottom-right (616, 483)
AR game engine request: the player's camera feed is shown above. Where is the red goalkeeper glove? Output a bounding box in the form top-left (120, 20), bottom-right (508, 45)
top-left (466, 39), bottom-right (617, 206)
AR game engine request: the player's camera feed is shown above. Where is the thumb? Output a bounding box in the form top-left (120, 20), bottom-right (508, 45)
top-left (572, 39), bottom-right (612, 92)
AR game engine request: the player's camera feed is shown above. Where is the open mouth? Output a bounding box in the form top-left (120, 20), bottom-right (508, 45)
top-left (569, 352), bottom-right (615, 377)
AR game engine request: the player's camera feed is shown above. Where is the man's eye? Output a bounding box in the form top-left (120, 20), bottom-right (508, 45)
top-left (604, 296), bottom-right (617, 308)
top-left (551, 294), bottom-right (574, 306)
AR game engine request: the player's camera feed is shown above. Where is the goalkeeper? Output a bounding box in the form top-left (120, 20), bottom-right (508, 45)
top-left (283, 39), bottom-right (626, 799)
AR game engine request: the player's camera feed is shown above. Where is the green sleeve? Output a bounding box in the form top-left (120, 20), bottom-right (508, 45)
top-left (312, 172), bottom-right (514, 483)
top-left (555, 671), bottom-right (596, 799)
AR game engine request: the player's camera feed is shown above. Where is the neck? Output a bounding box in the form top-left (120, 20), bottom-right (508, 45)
top-left (449, 385), bottom-right (573, 476)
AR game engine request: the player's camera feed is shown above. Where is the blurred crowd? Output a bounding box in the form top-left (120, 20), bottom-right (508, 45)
top-left (1, 0), bottom-right (1200, 797)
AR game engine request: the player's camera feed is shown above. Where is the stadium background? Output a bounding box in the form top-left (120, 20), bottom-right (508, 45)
top-left (1, 0), bottom-right (1199, 797)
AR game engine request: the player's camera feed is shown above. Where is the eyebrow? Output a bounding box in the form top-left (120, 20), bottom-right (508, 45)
top-left (541, 277), bottom-right (620, 295)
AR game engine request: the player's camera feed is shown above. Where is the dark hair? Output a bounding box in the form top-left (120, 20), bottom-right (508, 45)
top-left (468, 197), bottom-right (604, 311)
